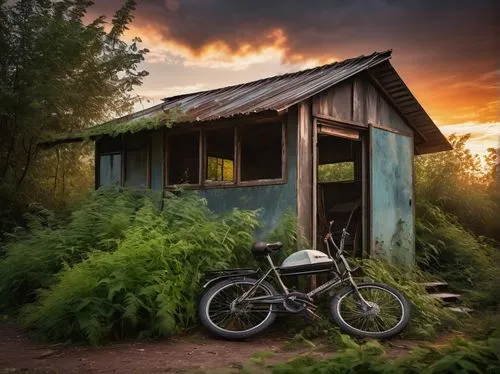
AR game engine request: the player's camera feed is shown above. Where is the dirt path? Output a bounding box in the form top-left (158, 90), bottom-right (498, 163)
top-left (0, 323), bottom-right (421, 373)
top-left (0, 323), bottom-right (320, 373)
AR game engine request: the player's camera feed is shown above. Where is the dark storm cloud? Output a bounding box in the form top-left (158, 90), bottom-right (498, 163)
top-left (93, 0), bottom-right (499, 64)
top-left (92, 0), bottom-right (500, 123)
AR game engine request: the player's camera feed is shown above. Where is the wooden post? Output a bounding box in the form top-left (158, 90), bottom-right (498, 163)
top-left (297, 100), bottom-right (313, 248)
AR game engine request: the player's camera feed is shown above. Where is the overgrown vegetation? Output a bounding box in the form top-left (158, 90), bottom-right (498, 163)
top-left (416, 200), bottom-right (499, 308)
top-left (415, 134), bottom-right (499, 310)
top-left (0, 190), bottom-right (153, 310)
top-left (5, 191), bottom-right (258, 344)
top-left (359, 259), bottom-right (458, 338)
top-left (273, 334), bottom-right (500, 374)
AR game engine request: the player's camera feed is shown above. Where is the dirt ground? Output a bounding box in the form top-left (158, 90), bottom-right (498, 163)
top-left (0, 322), bottom-right (420, 374)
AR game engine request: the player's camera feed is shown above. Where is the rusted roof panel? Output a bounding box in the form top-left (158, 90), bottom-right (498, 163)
top-left (41, 50), bottom-right (451, 154)
top-left (160, 51), bottom-right (392, 120)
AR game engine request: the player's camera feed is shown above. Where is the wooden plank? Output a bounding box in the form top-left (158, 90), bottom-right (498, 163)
top-left (422, 281), bottom-right (448, 289)
top-left (314, 113), bottom-right (367, 130)
top-left (297, 100), bottom-right (313, 247)
top-left (366, 71), bottom-right (427, 142)
top-left (312, 118), bottom-right (318, 250)
top-left (430, 293), bottom-right (462, 300)
top-left (365, 82), bottom-right (378, 125)
top-left (353, 78), bottom-right (365, 123)
top-left (318, 124), bottom-right (360, 140)
top-left (312, 81), bottom-right (353, 122)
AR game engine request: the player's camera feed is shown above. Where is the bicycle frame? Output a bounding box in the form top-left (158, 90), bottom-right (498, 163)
top-left (235, 223), bottom-right (372, 310)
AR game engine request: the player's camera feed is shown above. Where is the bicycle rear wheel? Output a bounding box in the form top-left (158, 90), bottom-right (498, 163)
top-left (330, 283), bottom-right (410, 339)
top-left (199, 278), bottom-right (277, 340)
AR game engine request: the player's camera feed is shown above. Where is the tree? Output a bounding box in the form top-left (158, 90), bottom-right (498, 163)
top-left (0, 0), bottom-right (148, 232)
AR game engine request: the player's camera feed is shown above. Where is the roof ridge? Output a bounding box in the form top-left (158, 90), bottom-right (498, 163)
top-left (161, 50), bottom-right (392, 102)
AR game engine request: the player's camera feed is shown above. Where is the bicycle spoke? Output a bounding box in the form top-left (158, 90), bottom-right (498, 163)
top-left (207, 281), bottom-right (273, 333)
top-left (337, 285), bottom-right (404, 334)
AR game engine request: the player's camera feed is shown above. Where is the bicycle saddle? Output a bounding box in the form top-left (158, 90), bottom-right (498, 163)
top-left (251, 241), bottom-right (283, 255)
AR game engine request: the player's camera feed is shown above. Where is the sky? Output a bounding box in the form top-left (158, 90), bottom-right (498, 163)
top-left (90, 0), bottom-right (499, 157)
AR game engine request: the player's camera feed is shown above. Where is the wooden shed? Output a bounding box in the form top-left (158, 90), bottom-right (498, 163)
top-left (45, 51), bottom-right (451, 265)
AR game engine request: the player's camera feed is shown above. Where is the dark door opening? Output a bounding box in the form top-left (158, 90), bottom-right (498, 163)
top-left (316, 131), bottom-right (365, 257)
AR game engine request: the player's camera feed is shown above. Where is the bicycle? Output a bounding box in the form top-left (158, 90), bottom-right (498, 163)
top-left (198, 220), bottom-right (411, 340)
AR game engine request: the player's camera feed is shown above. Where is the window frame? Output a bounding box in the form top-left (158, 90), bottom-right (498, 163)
top-left (123, 134), bottom-right (150, 189)
top-left (164, 118), bottom-right (287, 189)
top-left (164, 128), bottom-right (203, 187)
top-left (95, 133), bottom-right (152, 189)
top-left (97, 151), bottom-right (123, 188)
top-left (203, 126), bottom-right (236, 186)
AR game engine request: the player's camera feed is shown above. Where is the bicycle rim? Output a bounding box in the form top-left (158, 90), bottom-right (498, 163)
top-left (206, 281), bottom-right (273, 334)
top-left (336, 284), bottom-right (405, 335)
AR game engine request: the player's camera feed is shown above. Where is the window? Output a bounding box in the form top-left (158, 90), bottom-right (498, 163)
top-left (168, 132), bottom-right (200, 184)
top-left (99, 153), bottom-right (121, 187)
top-left (239, 122), bottom-right (282, 181)
top-left (125, 135), bottom-right (148, 188)
top-left (205, 128), bottom-right (234, 182)
top-left (318, 162), bottom-right (354, 183)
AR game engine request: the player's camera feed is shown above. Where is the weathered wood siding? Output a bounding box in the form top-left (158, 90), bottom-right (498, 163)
top-left (200, 112), bottom-right (298, 237)
top-left (370, 127), bottom-right (414, 265)
top-left (313, 77), bottom-right (412, 137)
top-left (312, 81), bottom-right (352, 122)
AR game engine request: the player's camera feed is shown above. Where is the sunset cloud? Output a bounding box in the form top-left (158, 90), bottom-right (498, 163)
top-left (89, 0), bottom-right (499, 155)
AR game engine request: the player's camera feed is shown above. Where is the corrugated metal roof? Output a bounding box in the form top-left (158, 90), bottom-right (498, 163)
top-left (159, 50), bottom-right (392, 120)
top-left (41, 50), bottom-right (451, 153)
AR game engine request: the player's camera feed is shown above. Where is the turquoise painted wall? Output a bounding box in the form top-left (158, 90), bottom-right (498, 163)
top-left (370, 127), bottom-right (414, 265)
top-left (150, 130), bottom-right (164, 191)
top-left (200, 119), bottom-right (298, 237)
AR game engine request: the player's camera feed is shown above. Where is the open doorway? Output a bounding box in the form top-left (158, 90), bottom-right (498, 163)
top-left (316, 129), bottom-right (365, 257)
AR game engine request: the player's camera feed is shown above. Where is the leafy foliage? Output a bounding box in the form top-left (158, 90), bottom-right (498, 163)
top-left (318, 162), bottom-right (354, 183)
top-left (0, 0), bottom-right (148, 234)
top-left (273, 335), bottom-right (500, 374)
top-left (20, 191), bottom-right (260, 344)
top-left (0, 189), bottom-right (153, 310)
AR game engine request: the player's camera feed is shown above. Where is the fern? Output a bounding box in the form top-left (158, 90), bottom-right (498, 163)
top-left (21, 191), bottom-right (261, 344)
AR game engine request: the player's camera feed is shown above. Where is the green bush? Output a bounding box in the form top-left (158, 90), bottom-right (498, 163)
top-left (273, 335), bottom-right (500, 373)
top-left (22, 192), bottom-right (260, 344)
top-left (0, 189), bottom-right (151, 310)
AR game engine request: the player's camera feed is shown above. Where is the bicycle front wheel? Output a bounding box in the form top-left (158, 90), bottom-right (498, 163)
top-left (330, 283), bottom-right (410, 339)
top-left (199, 278), bottom-right (277, 340)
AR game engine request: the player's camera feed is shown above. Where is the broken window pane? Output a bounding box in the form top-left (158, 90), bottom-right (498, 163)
top-left (240, 122), bottom-right (282, 181)
top-left (205, 128), bottom-right (234, 182)
top-left (99, 153), bottom-right (121, 187)
top-left (167, 132), bottom-right (200, 184)
top-left (318, 162), bottom-right (355, 183)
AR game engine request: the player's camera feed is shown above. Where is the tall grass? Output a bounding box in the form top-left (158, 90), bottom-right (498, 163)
top-left (416, 200), bottom-right (499, 309)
